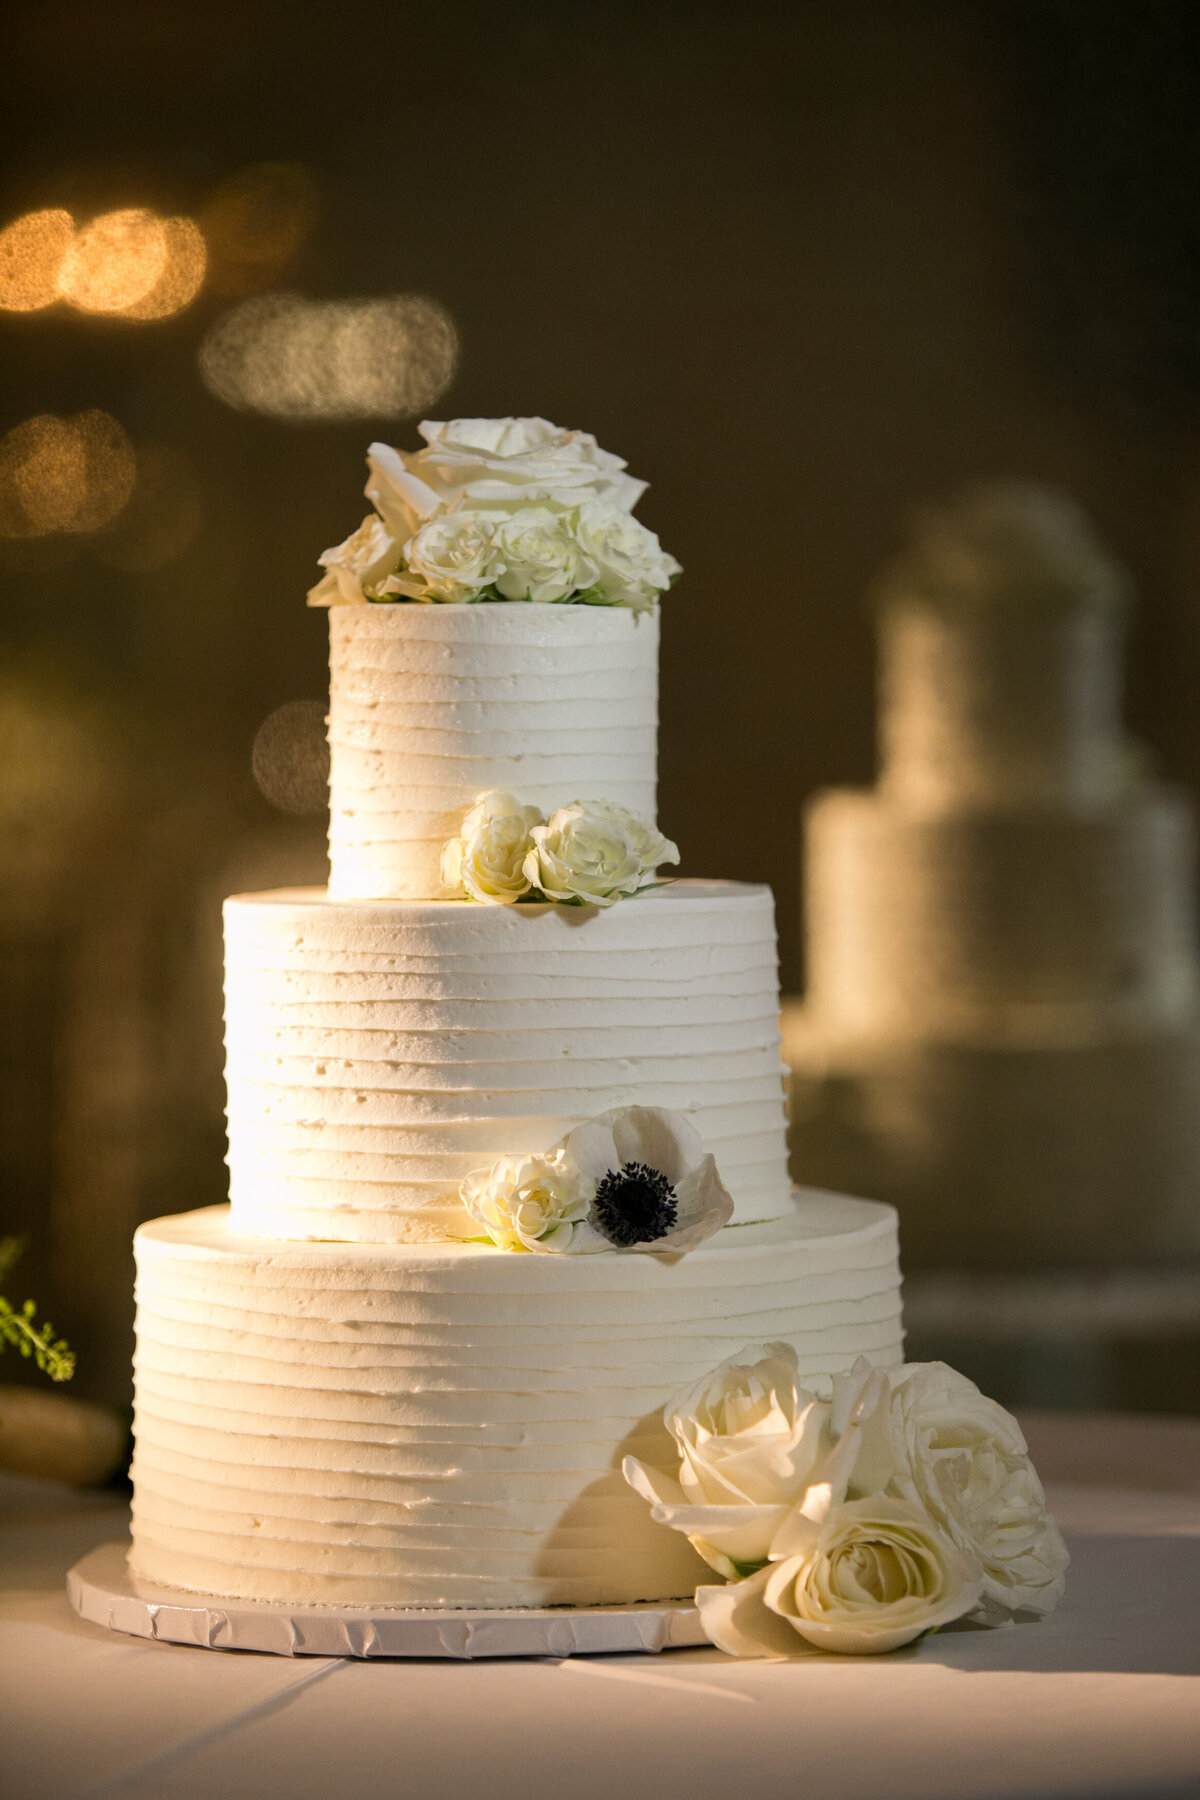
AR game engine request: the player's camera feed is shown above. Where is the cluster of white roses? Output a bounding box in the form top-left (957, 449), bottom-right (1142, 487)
top-left (308, 417), bottom-right (681, 612)
top-left (458, 1106), bottom-right (733, 1256)
top-left (624, 1343), bottom-right (1069, 1658)
top-left (441, 790), bottom-right (679, 907)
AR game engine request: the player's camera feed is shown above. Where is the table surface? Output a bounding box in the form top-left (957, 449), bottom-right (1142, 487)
top-left (4, 1411), bottom-right (1199, 1800)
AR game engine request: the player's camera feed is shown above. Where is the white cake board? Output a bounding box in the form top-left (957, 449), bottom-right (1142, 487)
top-left (66, 1542), bottom-right (708, 1660)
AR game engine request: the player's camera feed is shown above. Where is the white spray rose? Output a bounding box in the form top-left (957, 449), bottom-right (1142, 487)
top-left (832, 1358), bottom-right (1069, 1624)
top-left (490, 508), bottom-right (595, 603)
top-left (575, 501), bottom-right (681, 610)
top-left (588, 801), bottom-right (679, 878)
top-left (524, 801), bottom-right (679, 906)
top-left (698, 1494), bottom-right (982, 1658)
top-left (397, 511), bottom-right (500, 602)
top-left (440, 790), bottom-right (544, 903)
top-left (404, 416), bottom-right (647, 513)
top-left (307, 513), bottom-right (400, 606)
top-left (459, 1149), bottom-right (589, 1253)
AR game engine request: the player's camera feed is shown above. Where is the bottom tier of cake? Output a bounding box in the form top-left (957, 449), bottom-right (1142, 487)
top-left (129, 1193), bottom-right (903, 1609)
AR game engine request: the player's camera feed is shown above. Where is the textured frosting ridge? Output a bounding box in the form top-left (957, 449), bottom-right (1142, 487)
top-left (129, 1196), bottom-right (905, 1608)
top-left (328, 604), bottom-right (660, 900)
top-left (224, 880), bottom-right (793, 1241)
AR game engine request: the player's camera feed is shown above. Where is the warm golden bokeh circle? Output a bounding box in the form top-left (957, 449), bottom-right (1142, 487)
top-left (199, 163), bottom-right (318, 295)
top-left (0, 206), bottom-right (207, 319)
top-left (0, 411), bottom-right (137, 538)
top-left (0, 209), bottom-right (75, 311)
top-left (58, 209), bottom-right (168, 314)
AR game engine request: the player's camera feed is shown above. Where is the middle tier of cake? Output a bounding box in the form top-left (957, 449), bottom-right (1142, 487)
top-left (224, 880), bottom-right (793, 1243)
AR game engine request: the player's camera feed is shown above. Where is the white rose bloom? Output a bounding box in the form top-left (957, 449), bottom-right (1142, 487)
top-left (583, 800), bottom-right (679, 879)
top-left (440, 790), bottom-right (544, 904)
top-left (404, 416), bottom-right (648, 514)
top-left (624, 1342), bottom-right (831, 1576)
top-left (365, 440), bottom-right (441, 540)
top-left (623, 1341), bottom-right (889, 1577)
top-left (575, 501), bottom-right (682, 610)
top-left (459, 1149), bottom-right (589, 1253)
top-left (307, 513), bottom-right (400, 606)
top-left (523, 801), bottom-right (678, 905)
top-left (832, 1358), bottom-right (1069, 1624)
top-left (697, 1494), bottom-right (982, 1658)
top-left (491, 508), bottom-right (594, 603)
top-left (401, 512), bottom-right (500, 602)
top-left (563, 1104), bottom-right (733, 1260)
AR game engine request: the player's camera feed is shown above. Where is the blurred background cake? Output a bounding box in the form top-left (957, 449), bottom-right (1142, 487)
top-left (787, 483), bottom-right (1200, 1267)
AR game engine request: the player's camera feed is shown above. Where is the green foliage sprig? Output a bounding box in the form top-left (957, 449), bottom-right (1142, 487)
top-left (0, 1236), bottom-right (75, 1383)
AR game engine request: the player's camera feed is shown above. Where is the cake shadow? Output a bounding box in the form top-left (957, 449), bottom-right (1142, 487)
top-left (530, 1406), bottom-right (710, 1608)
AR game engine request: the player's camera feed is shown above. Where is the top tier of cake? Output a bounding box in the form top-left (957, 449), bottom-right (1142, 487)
top-left (328, 604), bottom-right (660, 901)
top-left (873, 483), bottom-right (1130, 815)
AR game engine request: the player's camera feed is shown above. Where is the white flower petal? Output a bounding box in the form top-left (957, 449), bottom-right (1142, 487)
top-left (559, 1116), bottom-right (620, 1188)
top-left (660, 1155), bottom-right (733, 1252)
top-left (610, 1105), bottom-right (701, 1186)
top-left (696, 1567), bottom-right (807, 1660)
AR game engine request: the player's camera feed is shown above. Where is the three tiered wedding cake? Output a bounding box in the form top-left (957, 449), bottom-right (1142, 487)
top-left (127, 419), bottom-right (905, 1611)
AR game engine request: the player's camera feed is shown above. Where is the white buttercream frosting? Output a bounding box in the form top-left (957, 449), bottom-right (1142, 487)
top-left (327, 604), bottom-right (660, 900)
top-left (128, 1194), bottom-right (904, 1608)
top-left (224, 880), bottom-right (793, 1241)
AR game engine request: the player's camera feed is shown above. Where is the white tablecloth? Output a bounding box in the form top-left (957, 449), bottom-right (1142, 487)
top-left (4, 1412), bottom-right (1199, 1800)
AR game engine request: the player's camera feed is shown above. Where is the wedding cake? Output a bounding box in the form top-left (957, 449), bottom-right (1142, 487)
top-left (127, 419), bottom-right (905, 1611)
top-left (787, 484), bottom-right (1200, 1265)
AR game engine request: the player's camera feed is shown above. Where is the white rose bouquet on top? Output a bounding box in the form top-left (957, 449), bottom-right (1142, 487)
top-left (622, 1344), bottom-right (1068, 1658)
top-left (307, 417), bottom-right (681, 610)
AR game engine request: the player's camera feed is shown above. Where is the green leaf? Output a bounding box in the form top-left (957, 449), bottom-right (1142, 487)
top-left (0, 1294), bottom-right (76, 1382)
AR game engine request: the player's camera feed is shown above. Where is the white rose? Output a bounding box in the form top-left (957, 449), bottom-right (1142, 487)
top-left (440, 790), bottom-right (544, 904)
top-left (563, 1104), bottom-right (733, 1259)
top-left (400, 512), bottom-right (500, 602)
top-left (491, 508), bottom-right (595, 603)
top-left (403, 416), bottom-right (647, 513)
top-left (574, 501), bottom-right (682, 610)
top-left (697, 1494), bottom-right (982, 1658)
top-left (307, 513), bottom-right (400, 606)
top-left (833, 1358), bottom-right (1069, 1624)
top-left (624, 1343), bottom-right (831, 1576)
top-left (523, 801), bottom-right (677, 905)
top-left (459, 1149), bottom-right (589, 1253)
top-left (365, 440), bottom-right (442, 539)
top-left (580, 801), bottom-right (679, 880)
top-left (624, 1342), bottom-right (889, 1577)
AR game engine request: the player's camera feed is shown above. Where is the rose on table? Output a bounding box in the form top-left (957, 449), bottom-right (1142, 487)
top-left (624, 1343), bottom-right (1069, 1657)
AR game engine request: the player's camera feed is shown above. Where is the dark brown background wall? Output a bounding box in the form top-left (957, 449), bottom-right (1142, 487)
top-left (4, 0), bottom-right (1200, 1401)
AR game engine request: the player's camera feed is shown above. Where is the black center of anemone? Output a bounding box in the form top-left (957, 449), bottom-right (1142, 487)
top-left (591, 1161), bottom-right (678, 1247)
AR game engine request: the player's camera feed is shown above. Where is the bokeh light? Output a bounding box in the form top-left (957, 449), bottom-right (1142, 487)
top-left (120, 217), bottom-right (206, 320)
top-left (200, 163), bottom-right (318, 295)
top-left (251, 700), bottom-right (330, 814)
top-left (0, 206), bottom-right (206, 319)
top-left (0, 209), bottom-right (75, 311)
top-left (95, 443), bottom-right (203, 571)
top-left (0, 411), bottom-right (137, 538)
top-left (58, 208), bottom-right (167, 314)
top-left (198, 293), bottom-right (459, 421)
